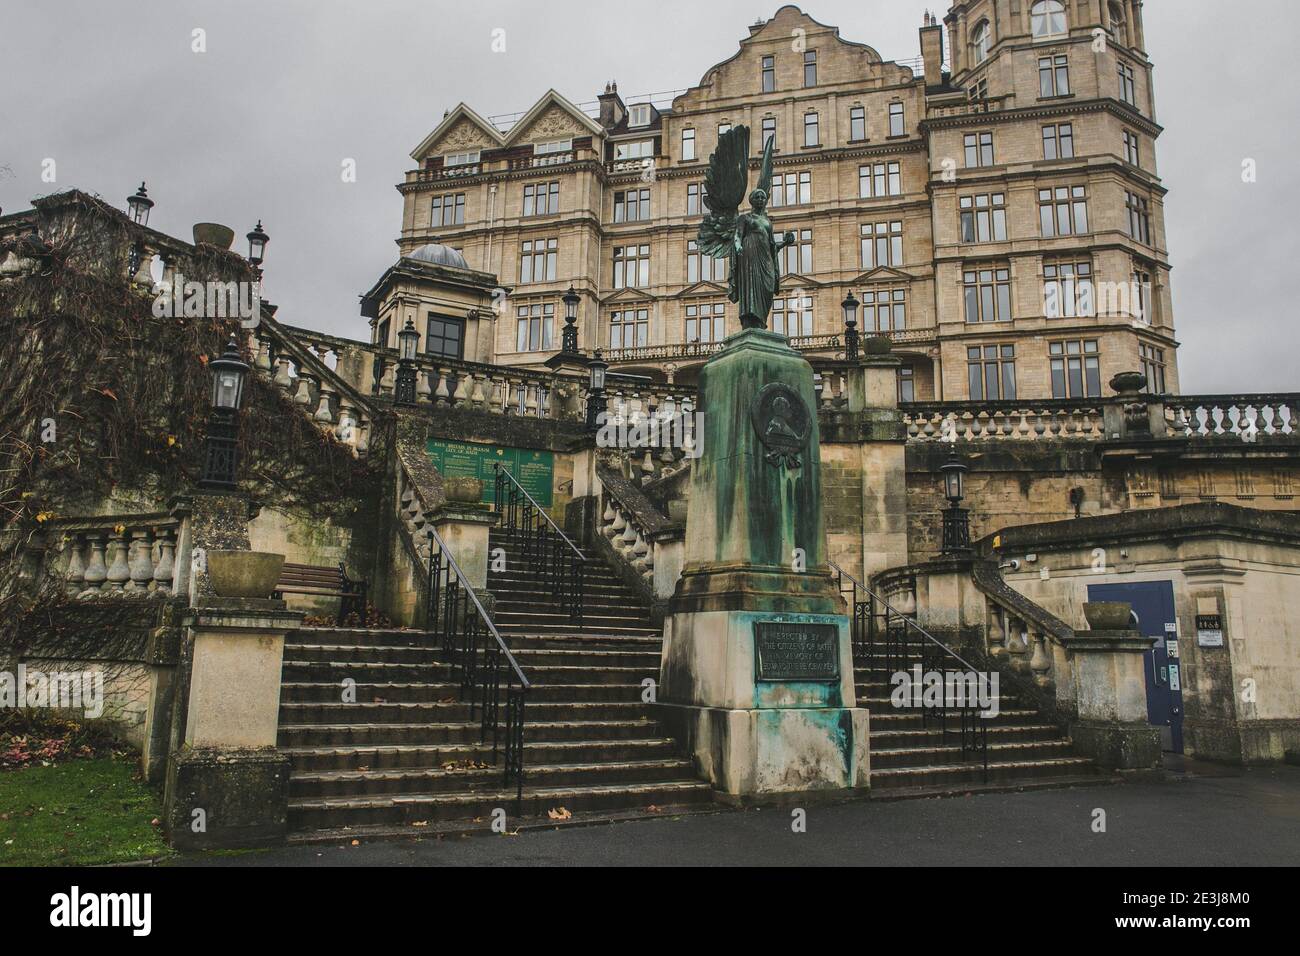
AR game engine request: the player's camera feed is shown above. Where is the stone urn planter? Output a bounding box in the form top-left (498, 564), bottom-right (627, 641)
top-left (444, 476), bottom-right (484, 504)
top-left (206, 550), bottom-right (285, 599)
top-left (192, 223), bottom-right (235, 250)
top-left (1083, 601), bottom-right (1133, 631)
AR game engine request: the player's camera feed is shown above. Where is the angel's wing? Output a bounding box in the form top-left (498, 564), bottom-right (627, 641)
top-left (697, 125), bottom-right (750, 258)
top-left (755, 132), bottom-right (775, 200)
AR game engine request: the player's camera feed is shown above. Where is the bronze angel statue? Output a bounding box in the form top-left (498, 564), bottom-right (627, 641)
top-left (697, 125), bottom-right (796, 330)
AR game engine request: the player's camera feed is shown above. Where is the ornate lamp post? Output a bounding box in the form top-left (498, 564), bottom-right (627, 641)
top-left (199, 336), bottom-right (250, 490)
top-left (560, 285), bottom-right (582, 355)
top-left (394, 317), bottom-right (420, 406)
top-left (841, 291), bottom-right (861, 362)
top-left (586, 349), bottom-right (609, 432)
top-left (127, 182), bottom-right (154, 226)
top-left (940, 449), bottom-right (971, 554)
top-left (246, 220), bottom-right (269, 276)
top-left (125, 182), bottom-right (154, 277)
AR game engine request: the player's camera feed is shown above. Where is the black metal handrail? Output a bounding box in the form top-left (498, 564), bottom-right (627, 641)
top-left (492, 463), bottom-right (585, 626)
top-left (424, 526), bottom-right (529, 811)
top-left (831, 559), bottom-right (988, 780)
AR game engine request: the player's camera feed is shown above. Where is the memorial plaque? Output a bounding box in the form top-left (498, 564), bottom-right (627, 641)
top-left (426, 439), bottom-right (554, 507)
top-left (754, 622), bottom-right (840, 682)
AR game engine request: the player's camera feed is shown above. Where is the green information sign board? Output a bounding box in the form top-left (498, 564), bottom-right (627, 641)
top-left (426, 439), bottom-right (554, 508)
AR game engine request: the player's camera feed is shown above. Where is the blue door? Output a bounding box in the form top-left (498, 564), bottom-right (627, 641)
top-left (1087, 581), bottom-right (1183, 754)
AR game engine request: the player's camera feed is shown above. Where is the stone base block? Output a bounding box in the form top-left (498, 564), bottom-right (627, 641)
top-left (1070, 719), bottom-right (1161, 770)
top-left (653, 702), bottom-right (870, 798)
top-left (164, 747), bottom-right (290, 851)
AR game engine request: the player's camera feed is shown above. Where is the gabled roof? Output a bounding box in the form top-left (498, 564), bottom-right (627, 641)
top-left (848, 266), bottom-right (912, 284)
top-left (600, 286), bottom-right (660, 304)
top-left (778, 272), bottom-right (824, 289)
top-left (674, 280), bottom-right (730, 299)
top-left (410, 103), bottom-right (505, 162)
top-left (504, 89), bottom-right (604, 146)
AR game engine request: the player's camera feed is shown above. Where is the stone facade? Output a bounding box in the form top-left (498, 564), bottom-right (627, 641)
top-left (391, 1), bottom-right (1176, 403)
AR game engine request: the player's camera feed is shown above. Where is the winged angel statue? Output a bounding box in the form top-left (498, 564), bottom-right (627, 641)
top-left (697, 125), bottom-right (796, 330)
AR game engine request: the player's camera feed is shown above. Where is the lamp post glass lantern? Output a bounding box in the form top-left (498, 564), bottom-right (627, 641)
top-left (586, 349), bottom-right (609, 430)
top-left (561, 285), bottom-right (580, 354)
top-left (841, 291), bottom-right (860, 361)
top-left (200, 337), bottom-right (249, 490)
top-left (394, 317), bottom-right (419, 405)
top-left (940, 450), bottom-right (971, 553)
top-left (127, 182), bottom-right (153, 226)
top-left (246, 220), bottom-right (269, 266)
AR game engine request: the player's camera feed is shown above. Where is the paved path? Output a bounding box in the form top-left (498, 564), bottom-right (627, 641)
top-left (174, 764), bottom-right (1300, 867)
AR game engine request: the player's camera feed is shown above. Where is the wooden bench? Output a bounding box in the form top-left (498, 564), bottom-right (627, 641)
top-left (272, 562), bottom-right (369, 625)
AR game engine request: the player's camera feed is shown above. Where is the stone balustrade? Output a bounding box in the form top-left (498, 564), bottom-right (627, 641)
top-left (1164, 395), bottom-right (1298, 441)
top-left (56, 515), bottom-right (182, 598)
top-left (250, 323), bottom-right (376, 457)
top-left (903, 400), bottom-right (1105, 442)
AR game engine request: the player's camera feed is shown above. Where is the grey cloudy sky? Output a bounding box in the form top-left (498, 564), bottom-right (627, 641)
top-left (2, 0), bottom-right (1296, 393)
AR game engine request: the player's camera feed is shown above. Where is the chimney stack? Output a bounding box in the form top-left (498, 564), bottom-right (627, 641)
top-left (920, 13), bottom-right (945, 88)
top-left (598, 80), bottom-right (625, 130)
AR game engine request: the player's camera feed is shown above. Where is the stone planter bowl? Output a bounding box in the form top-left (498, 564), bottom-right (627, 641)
top-left (192, 223), bottom-right (235, 250)
top-left (444, 476), bottom-right (484, 504)
top-left (206, 550), bottom-right (285, 599)
top-left (1083, 601), bottom-right (1134, 630)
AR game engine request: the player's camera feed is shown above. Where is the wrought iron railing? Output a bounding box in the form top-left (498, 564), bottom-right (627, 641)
top-left (831, 559), bottom-right (988, 779)
top-left (492, 463), bottom-right (585, 626)
top-left (424, 526), bottom-right (529, 810)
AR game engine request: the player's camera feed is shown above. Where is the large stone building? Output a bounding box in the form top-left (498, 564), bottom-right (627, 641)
top-left (383, 0), bottom-right (1174, 403)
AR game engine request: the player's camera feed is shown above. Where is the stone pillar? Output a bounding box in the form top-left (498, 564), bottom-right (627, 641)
top-left (858, 341), bottom-right (909, 579)
top-left (163, 598), bottom-right (304, 850)
top-left (177, 491), bottom-right (255, 605)
top-left (1065, 627), bottom-right (1162, 771)
top-left (431, 503), bottom-right (495, 592)
top-left (658, 327), bottom-right (869, 801)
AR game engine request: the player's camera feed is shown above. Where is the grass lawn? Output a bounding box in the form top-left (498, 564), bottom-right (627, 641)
top-left (0, 755), bottom-right (171, 866)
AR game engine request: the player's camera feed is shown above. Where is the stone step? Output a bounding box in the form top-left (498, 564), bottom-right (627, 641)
top-left (280, 737), bottom-right (680, 772)
top-left (870, 739), bottom-right (1076, 770)
top-left (870, 756), bottom-right (1096, 791)
top-left (279, 680), bottom-right (648, 705)
top-left (493, 611), bottom-right (653, 630)
top-left (277, 717), bottom-right (664, 747)
top-left (278, 697), bottom-right (653, 727)
top-left (506, 647), bottom-right (661, 668)
top-left (281, 660), bottom-right (448, 683)
top-left (504, 633), bottom-right (662, 650)
top-left (286, 643), bottom-right (443, 664)
top-left (867, 708), bottom-right (1047, 731)
top-left (494, 622), bottom-right (662, 637)
top-left (870, 723), bottom-right (1064, 746)
top-left (289, 757), bottom-right (697, 800)
top-left (293, 627), bottom-right (432, 647)
top-left (287, 779), bottom-right (714, 830)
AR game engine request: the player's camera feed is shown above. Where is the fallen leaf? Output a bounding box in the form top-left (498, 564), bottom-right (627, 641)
top-left (350, 840), bottom-right (360, 846)
top-left (547, 807), bottom-right (572, 821)
top-left (411, 821), bottom-right (428, 828)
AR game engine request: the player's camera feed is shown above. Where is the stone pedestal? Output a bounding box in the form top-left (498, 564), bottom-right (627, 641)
top-left (1065, 627), bottom-right (1161, 770)
top-left (432, 503), bottom-right (496, 591)
top-left (163, 598), bottom-right (303, 851)
top-left (660, 327), bottom-right (869, 799)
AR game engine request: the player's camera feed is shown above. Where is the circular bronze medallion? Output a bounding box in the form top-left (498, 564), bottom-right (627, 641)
top-left (751, 382), bottom-right (810, 469)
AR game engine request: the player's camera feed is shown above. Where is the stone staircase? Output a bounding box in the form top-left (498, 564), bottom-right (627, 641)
top-left (276, 532), bottom-right (711, 839)
top-left (854, 638), bottom-right (1102, 795)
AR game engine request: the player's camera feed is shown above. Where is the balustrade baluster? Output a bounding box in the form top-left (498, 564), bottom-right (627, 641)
top-left (64, 536), bottom-right (87, 595)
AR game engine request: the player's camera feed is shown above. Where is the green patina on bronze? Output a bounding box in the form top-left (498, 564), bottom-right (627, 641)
top-left (673, 327), bottom-right (841, 616)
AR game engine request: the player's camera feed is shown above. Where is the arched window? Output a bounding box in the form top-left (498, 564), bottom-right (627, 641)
top-left (971, 20), bottom-right (991, 64)
top-left (1031, 0), bottom-right (1068, 39)
top-left (1109, 2), bottom-right (1129, 45)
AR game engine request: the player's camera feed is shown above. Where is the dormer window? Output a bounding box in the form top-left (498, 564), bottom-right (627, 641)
top-left (1031, 1), bottom-right (1068, 39)
top-left (444, 150), bottom-right (480, 167)
top-left (971, 21), bottom-right (991, 64)
top-left (629, 104), bottom-right (651, 128)
top-left (615, 139), bottom-right (654, 160)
